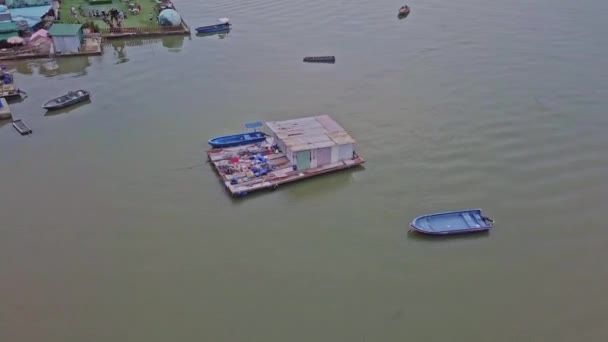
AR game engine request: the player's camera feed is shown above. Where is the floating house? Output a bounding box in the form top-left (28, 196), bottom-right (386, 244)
top-left (27, 27), bottom-right (51, 53)
top-left (29, 27), bottom-right (48, 41)
top-left (48, 23), bottom-right (83, 53)
top-left (266, 115), bottom-right (357, 171)
top-left (207, 115), bottom-right (365, 197)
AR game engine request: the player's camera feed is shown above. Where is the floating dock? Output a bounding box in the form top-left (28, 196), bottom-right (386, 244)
top-left (0, 98), bottom-right (11, 120)
top-left (12, 119), bottom-right (32, 135)
top-left (207, 115), bottom-right (365, 197)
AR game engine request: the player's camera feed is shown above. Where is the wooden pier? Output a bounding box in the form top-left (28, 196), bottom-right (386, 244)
top-left (206, 115), bottom-right (365, 197)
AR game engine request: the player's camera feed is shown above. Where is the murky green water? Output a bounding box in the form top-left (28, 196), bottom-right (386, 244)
top-left (1, 0), bottom-right (608, 340)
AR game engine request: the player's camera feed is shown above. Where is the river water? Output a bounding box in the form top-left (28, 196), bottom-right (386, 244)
top-left (1, 0), bottom-right (608, 340)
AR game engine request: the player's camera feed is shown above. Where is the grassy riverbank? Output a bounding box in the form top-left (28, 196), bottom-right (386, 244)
top-left (59, 0), bottom-right (161, 29)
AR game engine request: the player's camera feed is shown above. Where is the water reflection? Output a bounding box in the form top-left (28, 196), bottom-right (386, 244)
top-left (195, 30), bottom-right (231, 40)
top-left (6, 93), bottom-right (28, 105)
top-left (42, 57), bottom-right (92, 77)
top-left (161, 36), bottom-right (186, 52)
top-left (6, 36), bottom-right (188, 75)
top-left (105, 35), bottom-right (187, 62)
top-left (110, 39), bottom-right (129, 64)
top-left (7, 57), bottom-right (92, 78)
top-left (14, 62), bottom-right (34, 76)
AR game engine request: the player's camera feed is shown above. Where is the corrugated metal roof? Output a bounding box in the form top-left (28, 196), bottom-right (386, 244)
top-left (0, 32), bottom-right (16, 41)
top-left (48, 23), bottom-right (82, 36)
top-left (0, 21), bottom-right (18, 33)
top-left (11, 5), bottom-right (51, 28)
top-left (265, 115), bottom-right (356, 152)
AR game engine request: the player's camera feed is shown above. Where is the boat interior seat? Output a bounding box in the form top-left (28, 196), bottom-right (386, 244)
top-left (473, 212), bottom-right (484, 223)
top-left (461, 213), bottom-right (480, 228)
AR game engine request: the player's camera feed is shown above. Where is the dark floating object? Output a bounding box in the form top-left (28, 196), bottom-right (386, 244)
top-left (410, 209), bottom-right (494, 235)
top-left (43, 89), bottom-right (90, 110)
top-left (196, 18), bottom-right (231, 34)
top-left (398, 5), bottom-right (410, 17)
top-left (303, 56), bottom-right (336, 63)
top-left (12, 119), bottom-right (32, 135)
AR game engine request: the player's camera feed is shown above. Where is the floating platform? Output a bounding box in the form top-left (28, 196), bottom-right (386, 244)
top-left (0, 98), bottom-right (11, 120)
top-left (207, 116), bottom-right (365, 197)
top-left (12, 119), bottom-right (32, 135)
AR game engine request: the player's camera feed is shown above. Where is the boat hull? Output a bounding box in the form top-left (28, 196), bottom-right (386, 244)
top-left (195, 24), bottom-right (231, 33)
top-left (43, 90), bottom-right (90, 110)
top-left (410, 209), bottom-right (493, 235)
top-left (208, 132), bottom-right (267, 148)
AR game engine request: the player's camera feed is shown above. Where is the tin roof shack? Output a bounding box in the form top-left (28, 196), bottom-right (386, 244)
top-left (265, 115), bottom-right (358, 171)
top-left (48, 23), bottom-right (83, 54)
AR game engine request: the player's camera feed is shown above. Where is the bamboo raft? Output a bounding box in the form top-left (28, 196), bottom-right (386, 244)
top-left (12, 119), bottom-right (32, 135)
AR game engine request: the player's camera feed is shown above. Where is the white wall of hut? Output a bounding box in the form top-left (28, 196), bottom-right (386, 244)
top-left (269, 129), bottom-right (354, 170)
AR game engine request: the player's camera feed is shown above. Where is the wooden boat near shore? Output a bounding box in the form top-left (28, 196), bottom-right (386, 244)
top-left (42, 90), bottom-right (90, 110)
top-left (410, 209), bottom-right (494, 235)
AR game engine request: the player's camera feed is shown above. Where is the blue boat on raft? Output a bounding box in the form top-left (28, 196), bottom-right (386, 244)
top-left (410, 209), bottom-right (494, 235)
top-left (195, 18), bottom-right (231, 33)
top-left (208, 121), bottom-right (267, 148)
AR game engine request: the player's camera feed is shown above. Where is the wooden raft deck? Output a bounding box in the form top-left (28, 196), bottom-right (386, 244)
top-left (206, 138), bottom-right (365, 197)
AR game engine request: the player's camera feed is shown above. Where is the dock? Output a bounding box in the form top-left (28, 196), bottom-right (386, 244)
top-left (0, 98), bottom-right (11, 120)
top-left (12, 119), bottom-right (32, 135)
top-left (207, 115), bottom-right (365, 197)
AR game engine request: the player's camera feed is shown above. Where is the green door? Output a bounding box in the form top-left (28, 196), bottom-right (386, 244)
top-left (295, 150), bottom-right (311, 170)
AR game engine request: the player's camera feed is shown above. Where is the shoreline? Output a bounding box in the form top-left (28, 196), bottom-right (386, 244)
top-left (0, 1), bottom-right (191, 61)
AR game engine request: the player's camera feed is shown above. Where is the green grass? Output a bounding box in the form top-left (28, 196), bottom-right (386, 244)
top-left (59, 0), bottom-right (163, 29)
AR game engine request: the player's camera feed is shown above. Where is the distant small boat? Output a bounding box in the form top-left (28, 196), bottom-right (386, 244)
top-left (42, 90), bottom-right (90, 110)
top-left (398, 5), bottom-right (410, 16)
top-left (196, 18), bottom-right (231, 33)
top-left (12, 119), bottom-right (32, 135)
top-left (410, 209), bottom-right (494, 235)
top-left (303, 56), bottom-right (336, 63)
top-left (208, 121), bottom-right (267, 148)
